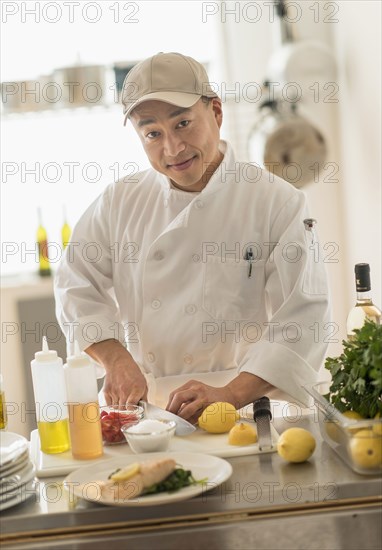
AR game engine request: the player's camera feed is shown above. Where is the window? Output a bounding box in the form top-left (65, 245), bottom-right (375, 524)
top-left (1, 1), bottom-right (218, 276)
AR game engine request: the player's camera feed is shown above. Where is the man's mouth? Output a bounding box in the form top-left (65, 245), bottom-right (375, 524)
top-left (168, 156), bottom-right (196, 171)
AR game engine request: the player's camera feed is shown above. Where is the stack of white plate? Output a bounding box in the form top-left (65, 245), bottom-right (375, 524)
top-left (0, 432), bottom-right (36, 511)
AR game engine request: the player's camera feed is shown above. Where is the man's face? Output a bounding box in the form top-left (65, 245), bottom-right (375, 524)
top-left (130, 98), bottom-right (223, 192)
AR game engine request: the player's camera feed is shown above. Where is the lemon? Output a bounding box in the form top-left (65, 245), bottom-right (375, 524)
top-left (228, 423), bottom-right (258, 446)
top-left (373, 413), bottom-right (382, 436)
top-left (110, 462), bottom-right (140, 482)
top-left (342, 410), bottom-right (364, 435)
top-left (343, 410), bottom-right (364, 421)
top-left (198, 402), bottom-right (239, 434)
top-left (325, 419), bottom-right (341, 443)
top-left (349, 429), bottom-right (382, 469)
top-left (277, 428), bottom-right (316, 463)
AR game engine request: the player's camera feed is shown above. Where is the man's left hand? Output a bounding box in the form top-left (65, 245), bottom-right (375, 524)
top-left (166, 380), bottom-right (234, 424)
top-left (166, 372), bottom-right (274, 424)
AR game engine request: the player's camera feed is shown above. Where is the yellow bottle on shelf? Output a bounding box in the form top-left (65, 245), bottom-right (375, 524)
top-left (0, 374), bottom-right (8, 430)
top-left (61, 205), bottom-right (71, 249)
top-left (37, 207), bottom-right (51, 277)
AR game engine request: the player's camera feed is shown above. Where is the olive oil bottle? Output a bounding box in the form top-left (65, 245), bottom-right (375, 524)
top-left (0, 374), bottom-right (7, 430)
top-left (31, 337), bottom-right (70, 454)
top-left (37, 207), bottom-right (51, 277)
top-left (61, 205), bottom-right (71, 249)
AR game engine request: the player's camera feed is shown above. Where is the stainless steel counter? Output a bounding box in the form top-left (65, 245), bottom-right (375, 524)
top-left (1, 415), bottom-right (381, 549)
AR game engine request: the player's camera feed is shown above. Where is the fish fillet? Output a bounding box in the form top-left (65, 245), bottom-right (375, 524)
top-left (84, 458), bottom-right (177, 503)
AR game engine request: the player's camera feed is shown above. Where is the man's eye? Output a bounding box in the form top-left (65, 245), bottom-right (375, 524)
top-left (146, 131), bottom-right (160, 139)
top-left (177, 120), bottom-right (189, 128)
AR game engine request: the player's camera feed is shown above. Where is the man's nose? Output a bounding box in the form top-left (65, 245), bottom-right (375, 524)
top-left (163, 132), bottom-right (186, 157)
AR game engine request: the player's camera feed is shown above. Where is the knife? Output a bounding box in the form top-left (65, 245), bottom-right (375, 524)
top-left (253, 396), bottom-right (273, 451)
top-left (138, 401), bottom-right (196, 437)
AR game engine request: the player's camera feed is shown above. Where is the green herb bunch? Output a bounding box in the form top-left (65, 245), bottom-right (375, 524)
top-left (324, 320), bottom-right (382, 418)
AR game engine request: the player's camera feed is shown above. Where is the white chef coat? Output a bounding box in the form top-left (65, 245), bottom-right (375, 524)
top-left (54, 141), bottom-right (331, 406)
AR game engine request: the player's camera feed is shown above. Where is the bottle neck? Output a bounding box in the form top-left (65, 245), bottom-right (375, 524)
top-left (356, 290), bottom-right (373, 304)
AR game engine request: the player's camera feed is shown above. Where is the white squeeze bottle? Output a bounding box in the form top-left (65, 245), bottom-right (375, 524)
top-left (64, 343), bottom-right (103, 460)
top-left (31, 337), bottom-right (70, 453)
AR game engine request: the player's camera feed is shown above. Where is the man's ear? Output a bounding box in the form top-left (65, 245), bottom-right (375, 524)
top-left (211, 98), bottom-right (223, 128)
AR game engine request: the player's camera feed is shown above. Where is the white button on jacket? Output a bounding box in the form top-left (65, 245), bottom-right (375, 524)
top-left (54, 141), bottom-right (331, 406)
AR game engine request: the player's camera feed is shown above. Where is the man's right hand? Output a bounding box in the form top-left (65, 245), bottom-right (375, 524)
top-left (86, 339), bottom-right (148, 408)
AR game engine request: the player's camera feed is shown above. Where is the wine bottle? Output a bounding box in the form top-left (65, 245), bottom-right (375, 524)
top-left (61, 205), bottom-right (71, 249)
top-left (346, 263), bottom-right (381, 339)
top-left (37, 207), bottom-right (51, 277)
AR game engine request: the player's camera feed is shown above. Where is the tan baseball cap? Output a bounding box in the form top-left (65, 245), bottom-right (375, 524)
top-left (121, 52), bottom-right (218, 124)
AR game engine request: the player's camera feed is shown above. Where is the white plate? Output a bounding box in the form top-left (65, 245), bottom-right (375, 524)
top-left (0, 479), bottom-right (36, 512)
top-left (0, 432), bottom-right (29, 467)
top-left (0, 451), bottom-right (30, 477)
top-left (0, 462), bottom-right (36, 496)
top-left (64, 452), bottom-right (232, 507)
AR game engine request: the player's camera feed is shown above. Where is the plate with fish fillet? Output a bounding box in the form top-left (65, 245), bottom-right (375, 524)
top-left (63, 452), bottom-right (233, 507)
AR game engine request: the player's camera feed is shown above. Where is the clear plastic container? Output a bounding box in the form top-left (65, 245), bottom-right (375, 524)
top-left (31, 337), bottom-right (70, 454)
top-left (305, 382), bottom-right (382, 475)
top-left (64, 344), bottom-right (103, 460)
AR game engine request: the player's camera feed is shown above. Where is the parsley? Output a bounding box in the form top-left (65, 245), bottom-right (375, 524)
top-left (144, 467), bottom-right (207, 495)
top-left (324, 320), bottom-right (382, 418)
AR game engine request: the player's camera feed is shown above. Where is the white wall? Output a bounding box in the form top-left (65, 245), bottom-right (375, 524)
top-left (333, 0), bottom-right (381, 309)
top-left (214, 0), bottom-right (381, 357)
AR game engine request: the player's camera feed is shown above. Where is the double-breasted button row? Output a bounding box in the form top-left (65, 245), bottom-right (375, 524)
top-left (153, 250), bottom-right (165, 261)
top-left (146, 352), bottom-right (193, 365)
top-left (185, 304), bottom-right (197, 315)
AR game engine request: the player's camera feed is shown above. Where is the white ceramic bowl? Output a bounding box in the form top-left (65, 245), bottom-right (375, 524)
top-left (121, 418), bottom-right (176, 453)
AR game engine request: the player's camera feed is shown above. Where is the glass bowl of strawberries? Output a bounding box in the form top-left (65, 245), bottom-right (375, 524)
top-left (100, 404), bottom-right (144, 445)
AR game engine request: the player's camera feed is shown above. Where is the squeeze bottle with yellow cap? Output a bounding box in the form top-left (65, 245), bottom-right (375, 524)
top-left (31, 337), bottom-right (70, 453)
top-left (64, 343), bottom-right (103, 460)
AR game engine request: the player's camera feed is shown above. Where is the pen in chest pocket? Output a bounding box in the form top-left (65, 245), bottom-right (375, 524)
top-left (303, 218), bottom-right (317, 243)
top-left (245, 247), bottom-right (254, 278)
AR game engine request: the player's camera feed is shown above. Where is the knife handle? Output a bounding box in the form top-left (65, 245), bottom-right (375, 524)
top-left (253, 396), bottom-right (272, 421)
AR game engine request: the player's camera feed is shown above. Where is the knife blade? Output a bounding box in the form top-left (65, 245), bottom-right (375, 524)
top-left (139, 401), bottom-right (196, 437)
top-left (253, 396), bottom-right (273, 451)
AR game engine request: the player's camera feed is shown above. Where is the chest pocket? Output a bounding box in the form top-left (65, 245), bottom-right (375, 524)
top-left (302, 232), bottom-right (329, 296)
top-left (202, 257), bottom-right (266, 321)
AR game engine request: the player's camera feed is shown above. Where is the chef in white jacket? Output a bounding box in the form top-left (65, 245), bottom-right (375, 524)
top-left (54, 52), bottom-right (331, 423)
